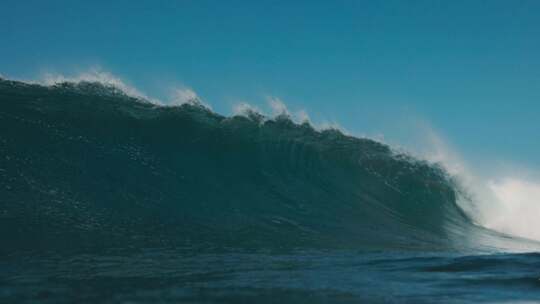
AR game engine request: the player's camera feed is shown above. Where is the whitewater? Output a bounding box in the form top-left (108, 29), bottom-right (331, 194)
top-left (1, 73), bottom-right (540, 303)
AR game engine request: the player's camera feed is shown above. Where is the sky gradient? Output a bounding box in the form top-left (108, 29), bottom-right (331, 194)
top-left (1, 0), bottom-right (539, 170)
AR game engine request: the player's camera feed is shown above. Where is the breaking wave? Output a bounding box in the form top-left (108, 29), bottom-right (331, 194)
top-left (0, 76), bottom-right (537, 254)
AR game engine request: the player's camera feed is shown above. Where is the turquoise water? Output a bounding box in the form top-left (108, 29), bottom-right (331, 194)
top-left (1, 78), bottom-right (539, 303)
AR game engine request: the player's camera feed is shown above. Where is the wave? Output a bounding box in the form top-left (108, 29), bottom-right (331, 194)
top-left (0, 77), bottom-right (537, 254)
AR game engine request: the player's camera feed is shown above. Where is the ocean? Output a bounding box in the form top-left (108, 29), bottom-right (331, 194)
top-left (1, 78), bottom-right (539, 303)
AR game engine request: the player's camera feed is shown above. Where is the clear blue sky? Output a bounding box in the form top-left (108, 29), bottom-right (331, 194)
top-left (2, 0), bottom-right (539, 169)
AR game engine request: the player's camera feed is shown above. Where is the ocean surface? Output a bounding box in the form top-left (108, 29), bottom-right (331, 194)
top-left (1, 78), bottom-right (540, 303)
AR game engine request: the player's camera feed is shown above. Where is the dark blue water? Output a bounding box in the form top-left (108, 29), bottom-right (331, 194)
top-left (1, 78), bottom-right (540, 303)
top-left (2, 250), bottom-right (540, 303)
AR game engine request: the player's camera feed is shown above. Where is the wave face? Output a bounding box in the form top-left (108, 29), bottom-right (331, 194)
top-left (0, 78), bottom-right (516, 254)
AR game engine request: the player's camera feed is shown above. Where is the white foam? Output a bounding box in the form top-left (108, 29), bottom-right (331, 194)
top-left (7, 68), bottom-right (221, 108)
top-left (418, 125), bottom-right (540, 244)
top-left (233, 102), bottom-right (264, 117)
top-left (486, 177), bottom-right (540, 241)
top-left (169, 87), bottom-right (211, 109)
top-left (170, 87), bottom-right (198, 105)
top-left (232, 98), bottom-right (349, 134)
top-left (41, 68), bottom-right (160, 104)
top-left (267, 96), bottom-right (290, 117)
top-left (296, 109), bottom-right (310, 124)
